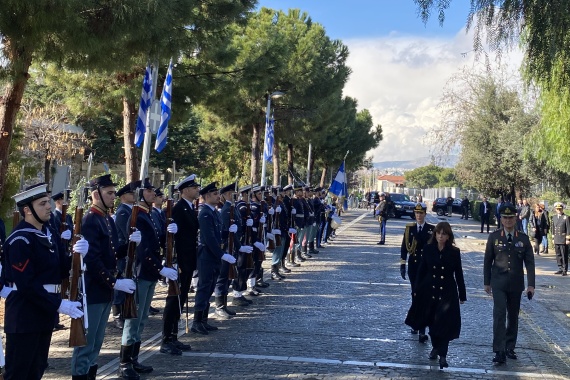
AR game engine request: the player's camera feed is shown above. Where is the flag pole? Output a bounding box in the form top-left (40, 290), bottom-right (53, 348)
top-left (306, 142), bottom-right (312, 186)
top-left (139, 60), bottom-right (159, 181)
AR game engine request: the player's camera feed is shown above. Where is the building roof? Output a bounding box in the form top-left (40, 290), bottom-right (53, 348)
top-left (377, 174), bottom-right (405, 186)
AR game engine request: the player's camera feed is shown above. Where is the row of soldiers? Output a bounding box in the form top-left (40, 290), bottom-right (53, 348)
top-left (0, 173), bottom-right (337, 380)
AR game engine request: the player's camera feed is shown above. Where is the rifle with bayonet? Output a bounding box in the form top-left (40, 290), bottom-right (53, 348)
top-left (265, 189), bottom-right (276, 251)
top-left (123, 188), bottom-right (141, 319)
top-left (227, 177), bottom-right (239, 280)
top-left (274, 188), bottom-right (282, 248)
top-left (165, 184), bottom-right (180, 297)
top-left (245, 181), bottom-right (254, 269)
top-left (68, 175), bottom-right (89, 347)
top-left (288, 187), bottom-right (297, 263)
top-left (60, 166), bottom-right (72, 299)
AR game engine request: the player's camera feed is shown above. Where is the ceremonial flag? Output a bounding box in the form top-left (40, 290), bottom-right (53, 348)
top-left (155, 59), bottom-right (173, 152)
top-left (329, 161), bottom-right (346, 197)
top-left (135, 65), bottom-right (152, 147)
top-left (263, 117), bottom-right (274, 163)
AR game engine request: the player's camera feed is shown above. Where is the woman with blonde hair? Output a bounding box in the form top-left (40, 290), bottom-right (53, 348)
top-left (405, 222), bottom-right (466, 369)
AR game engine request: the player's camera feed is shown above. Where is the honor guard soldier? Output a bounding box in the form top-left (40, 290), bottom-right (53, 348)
top-left (303, 187), bottom-right (318, 256)
top-left (191, 182), bottom-right (236, 334)
top-left (112, 180), bottom-right (141, 329)
top-left (484, 203), bottom-right (535, 364)
top-left (214, 182), bottom-right (253, 318)
top-left (51, 189), bottom-right (74, 241)
top-left (375, 193), bottom-right (388, 244)
top-left (71, 175), bottom-right (137, 380)
top-left (246, 185), bottom-right (268, 294)
top-left (271, 187), bottom-right (289, 278)
top-left (281, 184), bottom-right (299, 267)
top-left (233, 184), bottom-right (255, 305)
top-left (119, 178), bottom-right (179, 379)
top-left (292, 185), bottom-right (307, 261)
top-left (161, 175), bottom-right (200, 355)
top-left (3, 183), bottom-right (88, 380)
top-left (400, 203), bottom-right (434, 342)
top-left (551, 202), bottom-right (570, 275)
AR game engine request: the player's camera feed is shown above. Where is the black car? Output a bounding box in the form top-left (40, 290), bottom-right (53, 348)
top-left (388, 193), bottom-right (416, 219)
top-left (432, 197), bottom-right (467, 216)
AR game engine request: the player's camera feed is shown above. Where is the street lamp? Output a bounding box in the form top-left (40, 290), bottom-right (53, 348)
top-left (260, 91), bottom-right (285, 186)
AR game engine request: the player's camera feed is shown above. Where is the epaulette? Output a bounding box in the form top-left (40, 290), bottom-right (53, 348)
top-left (406, 222), bottom-right (415, 227)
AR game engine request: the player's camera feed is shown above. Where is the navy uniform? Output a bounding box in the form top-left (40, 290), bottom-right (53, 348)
top-left (271, 187), bottom-right (290, 277)
top-left (246, 185), bottom-right (268, 293)
top-left (112, 180), bottom-right (141, 329)
top-left (191, 182), bottom-right (236, 335)
top-left (71, 175), bottom-right (134, 380)
top-left (292, 186), bottom-right (306, 261)
top-left (120, 178), bottom-right (178, 378)
top-left (281, 185), bottom-right (298, 267)
top-left (233, 185), bottom-right (255, 305)
top-left (551, 202), bottom-right (570, 275)
top-left (400, 203), bottom-right (434, 340)
top-left (3, 184), bottom-right (84, 380)
top-left (302, 187), bottom-right (318, 256)
top-left (484, 203), bottom-right (535, 363)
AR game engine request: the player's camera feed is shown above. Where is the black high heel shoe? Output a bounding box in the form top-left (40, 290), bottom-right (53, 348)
top-left (439, 356), bottom-right (448, 369)
top-left (429, 348), bottom-right (438, 360)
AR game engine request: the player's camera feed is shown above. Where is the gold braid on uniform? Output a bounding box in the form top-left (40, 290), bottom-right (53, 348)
top-left (404, 225), bottom-right (417, 254)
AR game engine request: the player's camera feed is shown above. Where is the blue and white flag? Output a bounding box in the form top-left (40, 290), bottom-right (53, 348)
top-left (135, 65), bottom-right (152, 147)
top-left (329, 161), bottom-right (346, 197)
top-left (155, 59), bottom-right (173, 152)
top-left (263, 117), bottom-right (275, 163)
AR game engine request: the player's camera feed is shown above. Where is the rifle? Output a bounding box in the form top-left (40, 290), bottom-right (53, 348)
top-left (245, 185), bottom-right (254, 269)
top-left (165, 186), bottom-right (180, 297)
top-left (227, 177), bottom-right (239, 280)
top-left (288, 188), bottom-right (297, 263)
top-left (68, 183), bottom-right (88, 347)
top-left (123, 188), bottom-right (141, 320)
top-left (60, 167), bottom-right (72, 299)
top-left (256, 194), bottom-right (266, 262)
top-left (274, 189), bottom-right (282, 248)
top-left (265, 190), bottom-right (276, 251)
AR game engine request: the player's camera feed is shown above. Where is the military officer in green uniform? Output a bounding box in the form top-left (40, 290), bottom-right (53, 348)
top-left (400, 203), bottom-right (434, 342)
top-left (484, 203), bottom-right (535, 364)
top-left (551, 202), bottom-right (570, 275)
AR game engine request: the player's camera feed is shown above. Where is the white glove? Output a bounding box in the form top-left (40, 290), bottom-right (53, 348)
top-left (313, 222), bottom-right (316, 227)
top-left (260, 216), bottom-right (266, 224)
top-left (246, 219), bottom-right (254, 227)
top-left (276, 206), bottom-right (282, 213)
top-left (114, 279), bottom-right (136, 294)
top-left (254, 241), bottom-right (266, 252)
top-left (129, 230), bottom-right (142, 244)
top-left (268, 208), bottom-right (275, 215)
top-left (221, 253), bottom-right (236, 264)
top-left (73, 238), bottom-right (89, 258)
top-left (58, 300), bottom-right (84, 319)
top-left (289, 228), bottom-right (297, 234)
top-left (266, 233), bottom-right (275, 241)
top-left (167, 223), bottom-right (178, 234)
top-left (239, 245), bottom-right (253, 254)
top-left (0, 286), bottom-right (14, 298)
top-left (228, 224), bottom-right (238, 233)
top-left (272, 229), bottom-right (281, 235)
top-left (61, 230), bottom-right (72, 240)
top-left (292, 208), bottom-right (297, 215)
top-left (160, 267), bottom-right (178, 281)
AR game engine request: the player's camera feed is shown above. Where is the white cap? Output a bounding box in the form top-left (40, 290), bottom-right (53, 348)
top-left (175, 174), bottom-right (199, 191)
top-left (13, 183), bottom-right (49, 207)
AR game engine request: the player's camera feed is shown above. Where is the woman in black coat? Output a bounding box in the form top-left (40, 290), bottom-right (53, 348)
top-left (529, 204), bottom-right (548, 255)
top-left (405, 221), bottom-right (467, 369)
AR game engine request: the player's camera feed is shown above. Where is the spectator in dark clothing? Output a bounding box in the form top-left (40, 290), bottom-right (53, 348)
top-left (461, 197), bottom-right (470, 220)
top-left (479, 197), bottom-right (491, 233)
top-left (0, 217), bottom-right (6, 244)
top-left (519, 199), bottom-right (531, 234)
top-left (446, 196), bottom-right (454, 217)
top-left (529, 204), bottom-right (548, 255)
top-left (495, 197), bottom-right (504, 229)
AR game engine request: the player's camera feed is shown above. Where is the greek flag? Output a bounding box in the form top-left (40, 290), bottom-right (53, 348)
top-left (328, 161), bottom-right (346, 197)
top-left (134, 65), bottom-right (152, 147)
top-left (263, 117), bottom-right (274, 163)
top-left (155, 59), bottom-right (173, 152)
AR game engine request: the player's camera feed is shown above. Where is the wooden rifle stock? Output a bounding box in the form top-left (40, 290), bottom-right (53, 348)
top-left (123, 204), bottom-right (139, 320)
top-left (69, 206), bottom-right (87, 347)
top-left (12, 211), bottom-right (20, 232)
top-left (165, 199), bottom-right (180, 297)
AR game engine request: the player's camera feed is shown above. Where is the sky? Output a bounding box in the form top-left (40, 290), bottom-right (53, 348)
top-left (256, 0), bottom-right (524, 165)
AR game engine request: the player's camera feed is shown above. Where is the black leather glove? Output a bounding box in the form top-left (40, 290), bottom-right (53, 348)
top-left (400, 264), bottom-right (406, 280)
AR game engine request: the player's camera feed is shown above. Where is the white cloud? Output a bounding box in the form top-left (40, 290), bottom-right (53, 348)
top-left (344, 28), bottom-right (524, 164)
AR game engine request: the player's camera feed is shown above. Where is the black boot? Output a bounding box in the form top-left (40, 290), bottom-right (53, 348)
top-left (190, 310), bottom-right (208, 335)
top-left (171, 323), bottom-right (191, 351)
top-left (88, 364), bottom-right (98, 380)
top-left (132, 341), bottom-right (153, 373)
top-left (256, 269), bottom-right (270, 288)
top-left (308, 242), bottom-right (319, 254)
top-left (296, 249), bottom-right (306, 262)
top-left (439, 356), bottom-right (448, 369)
top-left (160, 336), bottom-right (182, 355)
top-left (302, 245), bottom-right (312, 258)
top-left (118, 345), bottom-right (140, 380)
top-left (202, 305), bottom-right (218, 331)
top-left (289, 251), bottom-right (301, 266)
top-left (112, 304), bottom-right (124, 329)
top-left (214, 296), bottom-right (232, 319)
top-left (223, 295), bottom-right (236, 316)
top-left (271, 265), bottom-right (283, 280)
top-left (281, 261), bottom-right (291, 273)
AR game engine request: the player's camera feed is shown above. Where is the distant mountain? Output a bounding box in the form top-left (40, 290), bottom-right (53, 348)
top-left (373, 155), bottom-right (458, 170)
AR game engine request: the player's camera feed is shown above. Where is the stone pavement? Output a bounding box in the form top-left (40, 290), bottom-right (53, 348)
top-left (38, 209), bottom-right (570, 379)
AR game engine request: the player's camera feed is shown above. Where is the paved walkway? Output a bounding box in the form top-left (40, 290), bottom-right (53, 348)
top-left (39, 209), bottom-right (570, 379)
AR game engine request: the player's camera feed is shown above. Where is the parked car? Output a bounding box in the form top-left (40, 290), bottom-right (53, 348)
top-left (432, 197), bottom-right (467, 216)
top-left (388, 193), bottom-right (416, 219)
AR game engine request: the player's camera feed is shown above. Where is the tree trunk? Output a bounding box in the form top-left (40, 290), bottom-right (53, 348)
top-left (122, 97), bottom-right (139, 182)
top-left (320, 165), bottom-right (328, 188)
top-left (251, 123), bottom-right (260, 183)
top-left (273, 141), bottom-right (280, 186)
top-left (44, 157), bottom-right (51, 187)
top-left (0, 52), bottom-right (33, 201)
top-left (287, 143), bottom-right (294, 185)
